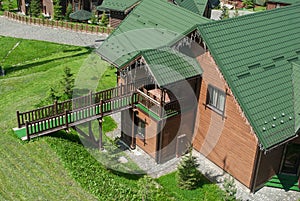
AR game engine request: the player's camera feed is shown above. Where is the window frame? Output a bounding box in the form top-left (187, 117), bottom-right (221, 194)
top-left (206, 85), bottom-right (226, 116)
top-left (136, 118), bottom-right (146, 140)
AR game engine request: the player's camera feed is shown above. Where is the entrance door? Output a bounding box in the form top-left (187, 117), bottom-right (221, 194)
top-left (176, 134), bottom-right (188, 157)
top-left (281, 143), bottom-right (300, 175)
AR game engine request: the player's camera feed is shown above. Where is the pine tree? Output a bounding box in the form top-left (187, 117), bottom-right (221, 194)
top-left (176, 148), bottom-right (201, 190)
top-left (100, 12), bottom-right (109, 26)
top-left (29, 0), bottom-right (41, 17)
top-left (60, 66), bottom-right (74, 100)
top-left (53, 0), bottom-right (62, 20)
top-left (65, 3), bottom-right (73, 21)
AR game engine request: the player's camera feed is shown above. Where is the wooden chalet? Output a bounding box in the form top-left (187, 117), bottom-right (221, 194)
top-left (18, 0), bottom-right (102, 18)
top-left (173, 0), bottom-right (220, 19)
top-left (97, 0), bottom-right (140, 28)
top-left (266, 0), bottom-right (300, 9)
top-left (97, 0), bottom-right (300, 192)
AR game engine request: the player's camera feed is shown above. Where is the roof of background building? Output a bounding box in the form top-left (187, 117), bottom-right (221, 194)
top-left (267, 0), bottom-right (300, 4)
top-left (96, 0), bottom-right (210, 68)
top-left (175, 0), bottom-right (208, 15)
top-left (142, 47), bottom-right (203, 86)
top-left (97, 0), bottom-right (140, 12)
top-left (198, 4), bottom-right (300, 150)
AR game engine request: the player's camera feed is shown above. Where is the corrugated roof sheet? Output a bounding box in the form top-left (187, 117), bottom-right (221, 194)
top-left (142, 47), bottom-right (202, 86)
top-left (175, 0), bottom-right (208, 16)
top-left (97, 0), bottom-right (140, 11)
top-left (197, 4), bottom-right (300, 149)
top-left (97, 0), bottom-right (210, 68)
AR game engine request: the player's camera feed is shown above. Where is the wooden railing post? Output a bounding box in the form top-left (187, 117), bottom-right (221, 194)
top-left (54, 100), bottom-right (58, 115)
top-left (65, 110), bottom-right (69, 129)
top-left (25, 121), bottom-right (30, 141)
top-left (16, 111), bottom-right (21, 128)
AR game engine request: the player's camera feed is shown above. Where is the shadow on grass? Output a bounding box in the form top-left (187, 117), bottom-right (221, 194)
top-left (5, 47), bottom-right (92, 75)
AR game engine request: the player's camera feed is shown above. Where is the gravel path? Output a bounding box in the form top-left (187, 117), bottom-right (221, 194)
top-left (0, 16), bottom-right (106, 47)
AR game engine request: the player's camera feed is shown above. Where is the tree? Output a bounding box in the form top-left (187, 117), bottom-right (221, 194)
top-left (90, 10), bottom-right (98, 25)
top-left (100, 12), bottom-right (109, 26)
top-left (223, 176), bottom-right (238, 201)
top-left (65, 3), bottom-right (73, 21)
top-left (220, 5), bottom-right (229, 20)
top-left (176, 147), bottom-right (201, 190)
top-left (29, 0), bottom-right (41, 17)
top-left (243, 0), bottom-right (255, 9)
top-left (60, 66), bottom-right (74, 100)
top-left (8, 0), bottom-right (13, 11)
top-left (53, 0), bottom-right (62, 20)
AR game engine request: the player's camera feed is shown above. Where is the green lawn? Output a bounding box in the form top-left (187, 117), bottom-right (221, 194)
top-left (0, 36), bottom-right (228, 200)
top-left (157, 171), bottom-right (226, 201)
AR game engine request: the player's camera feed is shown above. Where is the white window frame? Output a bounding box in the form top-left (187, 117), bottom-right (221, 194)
top-left (207, 85), bottom-right (226, 115)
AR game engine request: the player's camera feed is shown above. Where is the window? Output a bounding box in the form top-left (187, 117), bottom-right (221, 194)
top-left (136, 118), bottom-right (146, 139)
top-left (207, 85), bottom-right (226, 113)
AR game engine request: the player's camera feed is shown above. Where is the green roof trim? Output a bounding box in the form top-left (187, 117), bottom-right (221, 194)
top-left (197, 4), bottom-right (300, 149)
top-left (97, 0), bottom-right (210, 68)
top-left (142, 47), bottom-right (202, 86)
top-left (292, 61), bottom-right (300, 133)
top-left (175, 0), bottom-right (208, 16)
top-left (97, 0), bottom-right (140, 12)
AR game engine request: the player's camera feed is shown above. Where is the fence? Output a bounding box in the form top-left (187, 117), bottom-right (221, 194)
top-left (3, 11), bottom-right (113, 35)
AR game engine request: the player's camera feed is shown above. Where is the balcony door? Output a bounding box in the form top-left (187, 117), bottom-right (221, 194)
top-left (281, 143), bottom-right (300, 175)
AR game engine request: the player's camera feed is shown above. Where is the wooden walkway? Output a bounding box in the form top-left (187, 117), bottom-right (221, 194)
top-left (13, 80), bottom-right (181, 144)
top-left (13, 83), bottom-right (140, 141)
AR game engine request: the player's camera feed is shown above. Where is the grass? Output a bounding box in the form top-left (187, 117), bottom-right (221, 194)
top-left (157, 171), bottom-right (226, 201)
top-left (0, 37), bottom-right (99, 200)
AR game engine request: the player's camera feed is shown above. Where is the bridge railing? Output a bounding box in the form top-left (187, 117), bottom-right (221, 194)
top-left (24, 93), bottom-right (139, 138)
top-left (17, 84), bottom-right (138, 128)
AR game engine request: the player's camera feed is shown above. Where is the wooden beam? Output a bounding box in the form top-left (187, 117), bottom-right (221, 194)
top-left (98, 117), bottom-right (103, 151)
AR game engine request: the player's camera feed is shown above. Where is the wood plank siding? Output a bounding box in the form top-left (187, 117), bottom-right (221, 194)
top-left (193, 52), bottom-right (259, 188)
top-left (159, 110), bottom-right (195, 163)
top-left (135, 110), bottom-right (158, 158)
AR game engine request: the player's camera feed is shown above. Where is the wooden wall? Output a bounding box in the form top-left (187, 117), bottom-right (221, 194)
top-left (160, 110), bottom-right (195, 163)
top-left (193, 52), bottom-right (259, 188)
top-left (254, 145), bottom-right (285, 189)
top-left (135, 110), bottom-right (158, 158)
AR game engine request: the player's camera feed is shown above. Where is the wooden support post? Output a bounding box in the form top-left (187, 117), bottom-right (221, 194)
top-left (130, 94), bottom-right (136, 149)
top-left (54, 100), bottom-right (58, 115)
top-left (16, 110), bottom-right (21, 128)
top-left (98, 117), bottom-right (103, 151)
top-left (65, 110), bottom-right (69, 131)
top-left (25, 121), bottom-right (30, 141)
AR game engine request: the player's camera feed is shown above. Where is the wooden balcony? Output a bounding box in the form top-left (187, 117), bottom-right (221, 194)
top-left (136, 88), bottom-right (181, 119)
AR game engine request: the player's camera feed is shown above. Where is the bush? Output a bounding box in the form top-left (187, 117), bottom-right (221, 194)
top-left (176, 148), bottom-right (201, 190)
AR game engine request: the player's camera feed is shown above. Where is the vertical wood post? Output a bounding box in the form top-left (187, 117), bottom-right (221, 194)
top-left (65, 110), bottom-right (69, 130)
top-left (17, 111), bottom-right (21, 128)
top-left (54, 100), bottom-right (58, 115)
top-left (98, 117), bottom-right (103, 151)
top-left (25, 121), bottom-right (30, 141)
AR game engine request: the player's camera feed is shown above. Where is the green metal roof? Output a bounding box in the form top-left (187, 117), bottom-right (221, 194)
top-left (97, 0), bottom-right (210, 68)
top-left (175, 0), bottom-right (208, 16)
top-left (197, 4), bottom-right (300, 150)
top-left (142, 47), bottom-right (202, 86)
top-left (97, 0), bottom-right (140, 12)
top-left (267, 0), bottom-right (300, 4)
top-left (69, 10), bottom-right (92, 21)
